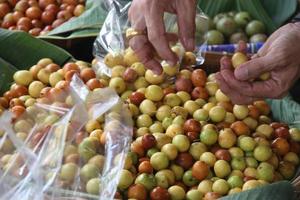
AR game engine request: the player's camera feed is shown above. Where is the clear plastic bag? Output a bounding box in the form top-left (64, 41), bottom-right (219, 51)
top-left (0, 75), bottom-right (133, 200)
top-left (93, 0), bottom-right (208, 79)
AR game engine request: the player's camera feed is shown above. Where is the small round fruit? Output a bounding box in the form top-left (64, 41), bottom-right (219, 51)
top-left (205, 30), bottom-right (224, 45)
top-left (200, 128), bottom-right (218, 146)
top-left (135, 173), bottom-right (157, 191)
top-left (183, 119), bottom-right (201, 133)
top-left (200, 152), bottom-right (216, 167)
top-left (289, 128), bottom-right (300, 142)
top-left (13, 70), bottom-right (33, 86)
top-left (283, 152), bottom-right (299, 165)
top-left (216, 17), bottom-right (237, 36)
top-left (198, 179), bottom-right (213, 194)
top-left (128, 184), bottom-right (147, 200)
top-left (176, 152), bottom-right (194, 170)
top-left (231, 121), bottom-right (250, 136)
top-left (142, 134), bottom-right (157, 150)
top-left (191, 69), bottom-right (207, 87)
top-left (218, 128), bottom-right (237, 148)
top-left (161, 144), bottom-right (178, 160)
top-left (239, 136), bottom-right (256, 151)
top-left (175, 77), bottom-right (193, 93)
top-left (228, 175), bottom-right (243, 189)
top-left (209, 106), bottom-right (226, 122)
top-left (212, 179), bottom-right (230, 195)
top-left (60, 163), bottom-right (78, 182)
top-left (109, 77), bottom-right (126, 94)
top-left (150, 152), bottom-right (169, 170)
top-left (246, 20), bottom-right (266, 36)
top-left (233, 105), bottom-right (249, 120)
top-left (231, 52), bottom-right (248, 69)
top-left (271, 138), bottom-right (290, 156)
top-left (168, 185), bottom-right (186, 200)
top-left (214, 160), bottom-right (231, 178)
top-left (118, 169), bottom-right (134, 190)
top-left (172, 135), bottom-right (190, 152)
top-left (254, 145), bottom-right (272, 162)
top-left (250, 33), bottom-right (267, 43)
top-left (150, 187), bottom-right (170, 200)
top-left (145, 85), bottom-right (164, 101)
top-left (80, 163), bottom-right (100, 182)
top-left (28, 81), bottom-right (44, 98)
top-left (192, 161), bottom-right (209, 181)
top-left (86, 178), bottom-right (100, 195)
top-left (242, 180), bottom-right (261, 191)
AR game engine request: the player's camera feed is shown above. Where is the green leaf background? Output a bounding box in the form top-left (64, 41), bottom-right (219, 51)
top-left (0, 29), bottom-right (73, 93)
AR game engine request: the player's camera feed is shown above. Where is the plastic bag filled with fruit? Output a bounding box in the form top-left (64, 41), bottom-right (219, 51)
top-left (0, 74), bottom-right (133, 200)
top-left (92, 0), bottom-right (208, 82)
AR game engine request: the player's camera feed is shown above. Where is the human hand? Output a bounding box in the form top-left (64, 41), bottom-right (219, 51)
top-left (128, 0), bottom-right (196, 74)
top-left (215, 23), bottom-right (300, 105)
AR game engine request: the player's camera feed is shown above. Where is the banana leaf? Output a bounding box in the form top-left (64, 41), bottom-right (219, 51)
top-left (260, 0), bottom-right (298, 27)
top-left (0, 28), bottom-right (73, 94)
top-left (222, 181), bottom-right (295, 200)
top-left (39, 0), bottom-right (107, 39)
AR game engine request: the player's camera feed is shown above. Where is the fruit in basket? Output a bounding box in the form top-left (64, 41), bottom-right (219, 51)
top-left (250, 33), bottom-right (267, 43)
top-left (246, 20), bottom-right (266, 36)
top-left (230, 32), bottom-right (248, 44)
top-left (205, 30), bottom-right (224, 45)
top-left (234, 12), bottom-right (252, 28)
top-left (216, 17), bottom-right (237, 37)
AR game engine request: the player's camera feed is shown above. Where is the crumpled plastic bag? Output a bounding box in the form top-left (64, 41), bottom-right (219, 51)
top-left (0, 75), bottom-right (132, 200)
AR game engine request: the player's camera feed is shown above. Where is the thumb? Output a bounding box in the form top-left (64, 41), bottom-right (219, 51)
top-left (234, 55), bottom-right (275, 81)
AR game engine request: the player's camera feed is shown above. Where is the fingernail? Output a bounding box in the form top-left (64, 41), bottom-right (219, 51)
top-left (234, 67), bottom-right (248, 80)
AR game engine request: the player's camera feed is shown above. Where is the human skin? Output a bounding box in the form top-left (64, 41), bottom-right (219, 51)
top-left (215, 23), bottom-right (300, 104)
top-left (128, 0), bottom-right (196, 74)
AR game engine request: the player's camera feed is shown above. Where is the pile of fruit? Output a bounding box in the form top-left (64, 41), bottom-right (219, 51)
top-left (0, 0), bottom-right (85, 36)
top-left (0, 45), bottom-right (299, 199)
top-left (203, 11), bottom-right (267, 45)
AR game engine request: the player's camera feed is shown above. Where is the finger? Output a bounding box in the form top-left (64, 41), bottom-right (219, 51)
top-left (221, 67), bottom-right (280, 98)
top-left (166, 32), bottom-right (179, 43)
top-left (234, 54), bottom-right (277, 81)
top-left (216, 73), bottom-right (259, 104)
top-left (130, 35), bottom-right (163, 74)
top-left (176, 0), bottom-right (196, 51)
top-left (236, 41), bottom-right (247, 54)
top-left (220, 56), bottom-right (233, 71)
top-left (144, 2), bottom-right (178, 65)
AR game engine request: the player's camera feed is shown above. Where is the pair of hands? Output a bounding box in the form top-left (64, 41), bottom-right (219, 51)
top-left (216, 23), bottom-right (300, 104)
top-left (128, 0), bottom-right (300, 104)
